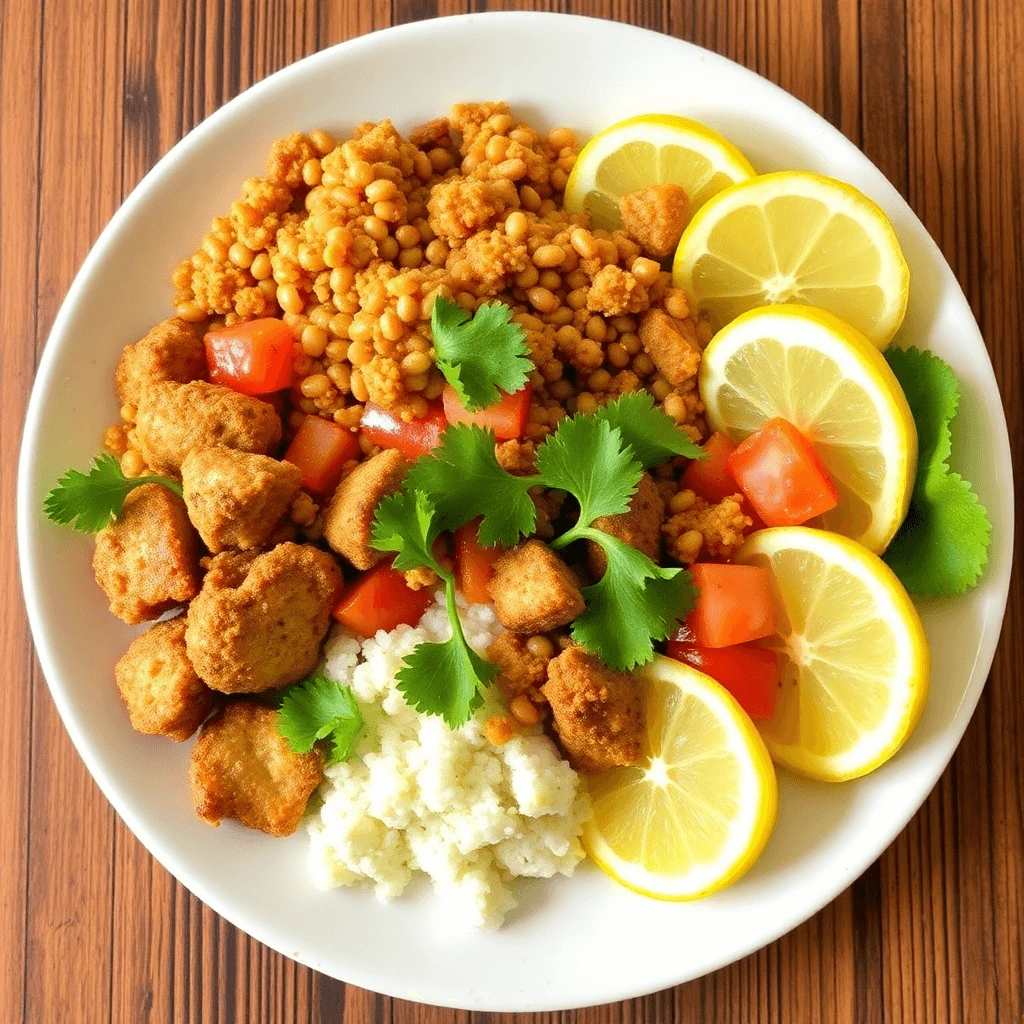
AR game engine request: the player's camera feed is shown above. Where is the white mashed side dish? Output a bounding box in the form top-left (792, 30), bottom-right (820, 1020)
top-left (307, 592), bottom-right (591, 930)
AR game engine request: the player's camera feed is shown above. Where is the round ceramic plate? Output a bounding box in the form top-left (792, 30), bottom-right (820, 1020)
top-left (17, 11), bottom-right (1014, 1013)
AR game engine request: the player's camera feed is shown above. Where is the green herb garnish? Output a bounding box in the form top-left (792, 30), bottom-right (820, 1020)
top-left (430, 296), bottom-right (532, 411)
top-left (594, 390), bottom-right (706, 467)
top-left (278, 674), bottom-right (364, 765)
top-left (43, 453), bottom-right (183, 533)
top-left (883, 346), bottom-right (992, 595)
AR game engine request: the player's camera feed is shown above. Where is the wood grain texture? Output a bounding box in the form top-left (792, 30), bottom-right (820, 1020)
top-left (1, 0), bottom-right (1020, 1021)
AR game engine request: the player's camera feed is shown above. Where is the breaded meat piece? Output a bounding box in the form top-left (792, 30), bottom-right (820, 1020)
top-left (114, 317), bottom-right (206, 408)
top-left (541, 646), bottom-right (643, 772)
top-left (114, 615), bottom-right (213, 741)
top-left (587, 471), bottom-right (665, 577)
top-left (638, 308), bottom-right (701, 387)
top-left (322, 449), bottom-right (407, 570)
top-left (134, 380), bottom-right (282, 476)
top-left (185, 542), bottom-right (342, 693)
top-left (618, 183), bottom-right (690, 258)
top-left (486, 631), bottom-right (552, 702)
top-left (93, 483), bottom-right (200, 624)
top-left (586, 265), bottom-right (648, 316)
top-left (664, 492), bottom-right (751, 564)
top-left (181, 446), bottom-right (302, 553)
top-left (489, 539), bottom-right (585, 633)
top-left (189, 702), bottom-right (323, 836)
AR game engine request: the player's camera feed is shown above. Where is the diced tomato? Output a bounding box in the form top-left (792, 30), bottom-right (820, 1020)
top-left (284, 415), bottom-right (359, 494)
top-left (666, 641), bottom-right (779, 720)
top-left (331, 561), bottom-right (434, 637)
top-left (360, 401), bottom-right (448, 460)
top-left (454, 519), bottom-right (503, 604)
top-left (204, 318), bottom-right (294, 395)
top-left (442, 383), bottom-right (532, 440)
top-left (682, 432), bottom-right (739, 502)
top-left (686, 563), bottom-right (775, 648)
top-left (726, 418), bottom-right (839, 527)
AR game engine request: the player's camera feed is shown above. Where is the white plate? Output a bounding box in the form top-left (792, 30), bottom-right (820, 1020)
top-left (17, 11), bottom-right (1014, 1012)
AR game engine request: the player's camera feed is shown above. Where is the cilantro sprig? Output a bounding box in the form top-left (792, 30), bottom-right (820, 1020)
top-left (882, 347), bottom-right (992, 595)
top-left (44, 453), bottom-right (183, 533)
top-left (278, 674), bottom-right (364, 765)
top-left (430, 296), bottom-right (532, 411)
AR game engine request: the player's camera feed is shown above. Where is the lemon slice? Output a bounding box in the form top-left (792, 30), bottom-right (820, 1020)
top-left (699, 304), bottom-right (916, 553)
top-left (673, 171), bottom-right (910, 346)
top-left (736, 528), bottom-right (929, 781)
top-left (583, 655), bottom-right (777, 900)
top-left (563, 114), bottom-right (755, 230)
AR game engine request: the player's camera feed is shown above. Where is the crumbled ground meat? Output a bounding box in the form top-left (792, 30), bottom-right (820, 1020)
top-left (663, 491), bottom-right (752, 563)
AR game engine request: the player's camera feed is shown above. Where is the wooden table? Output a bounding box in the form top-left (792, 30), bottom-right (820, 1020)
top-left (2, 1), bottom-right (1021, 1021)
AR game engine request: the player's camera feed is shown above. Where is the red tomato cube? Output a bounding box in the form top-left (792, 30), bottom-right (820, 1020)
top-left (681, 431), bottom-right (739, 502)
top-left (360, 401), bottom-right (448, 460)
top-left (204, 318), bottom-right (294, 395)
top-left (332, 561), bottom-right (434, 637)
top-left (666, 641), bottom-right (779, 720)
top-left (686, 562), bottom-right (776, 648)
top-left (442, 384), bottom-right (532, 440)
top-left (454, 519), bottom-right (503, 605)
top-left (283, 415), bottom-right (359, 494)
top-left (726, 418), bottom-right (839, 527)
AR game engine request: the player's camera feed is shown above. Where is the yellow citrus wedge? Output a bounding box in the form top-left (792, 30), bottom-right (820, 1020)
top-left (673, 170), bottom-right (910, 346)
top-left (736, 527), bottom-right (930, 782)
top-left (563, 114), bottom-right (755, 230)
top-left (583, 655), bottom-right (777, 900)
top-left (699, 304), bottom-right (917, 553)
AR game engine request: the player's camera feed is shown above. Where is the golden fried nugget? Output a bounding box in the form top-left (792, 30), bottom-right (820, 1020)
top-left (114, 317), bottom-right (206, 408)
top-left (181, 446), bottom-right (302, 553)
top-left (486, 631), bottom-right (552, 702)
top-left (663, 492), bottom-right (751, 564)
top-left (93, 484), bottom-right (200, 624)
top-left (322, 449), bottom-right (407, 570)
top-left (638, 309), bottom-right (702, 387)
top-left (489, 540), bottom-right (585, 633)
top-left (541, 646), bottom-right (642, 772)
top-left (114, 616), bottom-right (213, 741)
top-left (618, 183), bottom-right (690, 258)
top-left (189, 702), bottom-right (323, 836)
top-left (587, 471), bottom-right (665, 577)
top-left (134, 380), bottom-right (282, 476)
top-left (185, 542), bottom-right (342, 694)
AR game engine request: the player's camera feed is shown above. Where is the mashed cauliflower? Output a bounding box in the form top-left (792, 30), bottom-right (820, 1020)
top-left (307, 593), bottom-right (590, 929)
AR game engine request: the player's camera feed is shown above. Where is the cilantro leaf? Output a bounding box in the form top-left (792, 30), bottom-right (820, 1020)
top-left (595, 392), bottom-right (706, 467)
top-left (563, 530), bottom-right (697, 671)
top-left (882, 347), bottom-right (991, 596)
top-left (44, 453), bottom-right (183, 533)
top-left (403, 424), bottom-right (537, 547)
top-left (371, 489), bottom-right (444, 575)
top-left (431, 296), bottom-right (532, 411)
top-left (278, 675), bottom-right (364, 765)
top-left (536, 414), bottom-right (642, 527)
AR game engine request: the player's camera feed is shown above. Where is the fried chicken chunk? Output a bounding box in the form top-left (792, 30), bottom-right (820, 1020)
top-left (114, 317), bottom-right (206, 408)
top-left (322, 449), bottom-right (407, 570)
top-left (638, 308), bottom-right (702, 387)
top-left (587, 471), bottom-right (665, 577)
top-left (485, 631), bottom-right (552, 702)
top-left (114, 616), bottom-right (213, 741)
top-left (663, 491), bottom-right (751, 563)
top-left (93, 484), bottom-right (200, 624)
top-left (618, 183), bottom-right (690, 258)
top-left (541, 646), bottom-right (643, 772)
top-left (185, 542), bottom-right (342, 693)
top-left (181, 446), bottom-right (302, 553)
top-left (189, 702), bottom-right (323, 836)
top-left (134, 380), bottom-right (282, 476)
top-left (489, 539), bottom-right (585, 633)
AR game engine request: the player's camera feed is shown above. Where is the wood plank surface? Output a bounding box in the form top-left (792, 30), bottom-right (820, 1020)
top-left (1, 0), bottom-right (1020, 1021)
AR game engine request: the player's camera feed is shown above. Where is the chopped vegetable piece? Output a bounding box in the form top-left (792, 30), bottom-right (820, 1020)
top-left (283, 415), bottom-right (359, 493)
top-left (686, 563), bottom-right (775, 648)
top-left (442, 383), bottom-right (532, 440)
top-left (682, 431), bottom-right (739, 502)
top-left (666, 641), bottom-right (778, 720)
top-left (277, 674), bottom-right (363, 765)
top-left (454, 519), bottom-right (502, 604)
top-left (727, 418), bottom-right (839, 527)
top-left (360, 401), bottom-right (448, 460)
top-left (331, 560), bottom-right (434, 637)
top-left (44, 453), bottom-right (183, 533)
top-left (204, 318), bottom-right (294, 395)
top-left (431, 296), bottom-right (532, 411)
